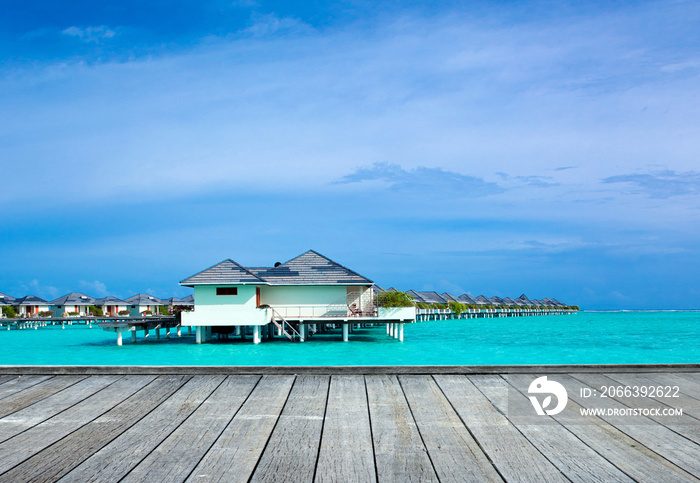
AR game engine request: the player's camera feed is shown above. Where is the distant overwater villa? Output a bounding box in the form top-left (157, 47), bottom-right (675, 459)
top-left (1, 250), bottom-right (577, 347)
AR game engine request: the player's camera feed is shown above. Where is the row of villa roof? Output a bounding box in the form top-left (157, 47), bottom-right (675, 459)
top-left (376, 288), bottom-right (572, 308)
top-left (0, 292), bottom-right (193, 317)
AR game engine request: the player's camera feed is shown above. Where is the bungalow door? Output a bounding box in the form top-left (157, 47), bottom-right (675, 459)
top-left (256, 287), bottom-right (261, 307)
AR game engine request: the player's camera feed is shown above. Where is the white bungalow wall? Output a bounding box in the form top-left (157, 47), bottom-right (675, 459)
top-left (51, 304), bottom-right (90, 316)
top-left (182, 285), bottom-right (268, 327)
top-left (18, 304), bottom-right (50, 316)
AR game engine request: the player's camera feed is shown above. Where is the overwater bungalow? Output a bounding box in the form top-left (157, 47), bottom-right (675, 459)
top-left (441, 293), bottom-right (460, 303)
top-left (457, 294), bottom-right (478, 305)
top-left (50, 293), bottom-right (96, 317)
top-left (474, 295), bottom-right (491, 306)
top-left (124, 294), bottom-right (165, 316)
top-left (489, 296), bottom-right (506, 307)
top-left (550, 298), bottom-right (566, 307)
top-left (407, 291), bottom-right (447, 306)
top-left (161, 296), bottom-right (195, 313)
top-left (502, 297), bottom-right (518, 307)
top-left (94, 296), bottom-right (129, 316)
top-left (178, 250), bottom-right (416, 344)
top-left (516, 294), bottom-right (535, 306)
top-left (13, 295), bottom-right (50, 317)
top-left (0, 293), bottom-right (16, 314)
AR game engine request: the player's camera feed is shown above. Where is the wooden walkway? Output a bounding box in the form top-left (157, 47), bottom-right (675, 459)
top-left (0, 369), bottom-right (698, 481)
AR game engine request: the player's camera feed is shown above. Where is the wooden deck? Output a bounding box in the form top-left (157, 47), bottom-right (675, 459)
top-left (0, 368), bottom-right (698, 482)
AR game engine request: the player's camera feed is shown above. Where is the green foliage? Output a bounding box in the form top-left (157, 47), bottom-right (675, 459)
top-left (142, 310), bottom-right (153, 315)
top-left (377, 291), bottom-right (415, 308)
top-left (448, 301), bottom-right (467, 315)
top-left (39, 311), bottom-right (54, 317)
top-left (68, 312), bottom-right (79, 316)
top-left (158, 306), bottom-right (169, 315)
top-left (118, 310), bottom-right (130, 316)
top-left (88, 305), bottom-right (104, 317)
top-left (2, 306), bottom-right (17, 318)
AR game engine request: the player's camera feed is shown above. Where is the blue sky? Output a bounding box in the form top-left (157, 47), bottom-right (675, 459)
top-left (2, 0), bottom-right (699, 309)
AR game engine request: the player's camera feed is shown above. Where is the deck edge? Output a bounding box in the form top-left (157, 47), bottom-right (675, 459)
top-left (0, 364), bottom-right (699, 375)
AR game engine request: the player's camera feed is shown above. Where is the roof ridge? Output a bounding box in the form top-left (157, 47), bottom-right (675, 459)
top-left (179, 259), bottom-right (236, 285)
top-left (302, 249), bottom-right (373, 283)
top-left (229, 259), bottom-right (267, 283)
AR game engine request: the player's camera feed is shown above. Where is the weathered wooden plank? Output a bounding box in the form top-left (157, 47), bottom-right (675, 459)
top-left (0, 375), bottom-right (52, 400)
top-left (0, 375), bottom-right (18, 387)
top-left (605, 372), bottom-right (700, 420)
top-left (0, 375), bottom-right (120, 443)
top-left (365, 375), bottom-right (438, 482)
top-left (0, 375), bottom-right (157, 477)
top-left (251, 375), bottom-right (329, 483)
top-left (435, 374), bottom-right (567, 482)
top-left (122, 375), bottom-right (261, 483)
top-left (398, 375), bottom-right (502, 482)
top-left (0, 375), bottom-right (86, 419)
top-left (505, 374), bottom-right (698, 483)
top-left (185, 375), bottom-right (295, 483)
top-left (473, 375), bottom-right (635, 482)
top-left (60, 375), bottom-right (225, 483)
top-left (315, 375), bottom-right (376, 483)
top-left (667, 373), bottom-right (700, 400)
top-left (1, 375), bottom-right (189, 483)
top-left (601, 372), bottom-right (700, 433)
top-left (569, 373), bottom-right (700, 474)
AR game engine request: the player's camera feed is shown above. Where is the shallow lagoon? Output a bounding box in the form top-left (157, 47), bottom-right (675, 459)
top-left (1, 311), bottom-right (698, 365)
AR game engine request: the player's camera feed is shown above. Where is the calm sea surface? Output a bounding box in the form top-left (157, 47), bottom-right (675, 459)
top-left (1, 311), bottom-right (698, 365)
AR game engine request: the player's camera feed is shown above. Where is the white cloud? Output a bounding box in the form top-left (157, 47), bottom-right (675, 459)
top-left (79, 280), bottom-right (109, 297)
top-left (23, 279), bottom-right (60, 300)
top-left (62, 25), bottom-right (117, 42)
top-left (241, 13), bottom-right (312, 37)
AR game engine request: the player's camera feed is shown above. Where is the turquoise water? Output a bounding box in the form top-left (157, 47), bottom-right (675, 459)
top-left (1, 311), bottom-right (698, 365)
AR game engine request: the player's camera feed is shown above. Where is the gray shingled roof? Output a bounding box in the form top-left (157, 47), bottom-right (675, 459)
top-left (182, 294), bottom-right (194, 303)
top-left (0, 292), bottom-right (16, 305)
top-left (51, 293), bottom-right (96, 306)
top-left (474, 295), bottom-right (491, 305)
top-left (489, 296), bottom-right (505, 306)
top-left (181, 250), bottom-right (373, 287)
top-left (252, 250), bottom-right (372, 285)
top-left (516, 294), bottom-right (535, 306)
top-left (125, 294), bottom-right (164, 305)
top-left (457, 294), bottom-right (477, 304)
top-left (408, 291), bottom-right (446, 304)
top-left (94, 296), bottom-right (127, 305)
top-left (180, 259), bottom-right (266, 286)
top-left (14, 295), bottom-right (48, 305)
top-left (441, 293), bottom-right (459, 302)
top-left (550, 298), bottom-right (567, 307)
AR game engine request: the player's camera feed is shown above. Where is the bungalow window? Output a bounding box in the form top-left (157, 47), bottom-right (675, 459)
top-left (216, 287), bottom-right (238, 296)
